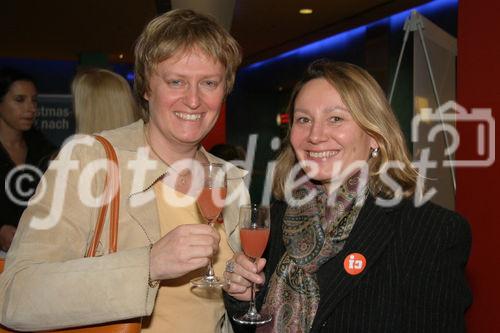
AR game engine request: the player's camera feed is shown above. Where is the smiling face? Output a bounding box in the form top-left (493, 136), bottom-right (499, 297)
top-left (145, 48), bottom-right (226, 153)
top-left (0, 80), bottom-right (37, 132)
top-left (290, 78), bottom-right (378, 182)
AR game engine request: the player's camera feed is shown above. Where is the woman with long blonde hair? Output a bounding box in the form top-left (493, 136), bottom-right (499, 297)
top-left (72, 68), bottom-right (139, 134)
top-left (224, 60), bottom-right (471, 333)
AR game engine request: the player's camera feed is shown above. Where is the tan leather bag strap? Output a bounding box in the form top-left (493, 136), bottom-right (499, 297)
top-left (0, 137), bottom-right (142, 332)
top-left (86, 135), bottom-right (120, 257)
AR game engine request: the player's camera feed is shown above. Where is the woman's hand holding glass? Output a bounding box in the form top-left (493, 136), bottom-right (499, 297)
top-left (224, 253), bottom-right (266, 300)
top-left (149, 223), bottom-right (220, 281)
top-left (227, 204), bottom-right (272, 324)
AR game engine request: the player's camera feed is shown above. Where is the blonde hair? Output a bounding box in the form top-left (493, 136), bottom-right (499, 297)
top-left (72, 68), bottom-right (139, 134)
top-left (273, 60), bottom-right (418, 200)
top-left (134, 9), bottom-right (242, 120)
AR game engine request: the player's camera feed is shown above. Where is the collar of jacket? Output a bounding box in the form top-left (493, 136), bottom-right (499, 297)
top-left (98, 119), bottom-right (248, 194)
top-left (98, 119), bottom-right (248, 251)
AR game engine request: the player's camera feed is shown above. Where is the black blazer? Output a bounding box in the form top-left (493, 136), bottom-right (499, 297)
top-left (225, 196), bottom-right (472, 332)
top-left (0, 129), bottom-right (55, 229)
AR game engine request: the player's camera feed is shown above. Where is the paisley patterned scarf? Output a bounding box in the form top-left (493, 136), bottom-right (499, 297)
top-left (257, 173), bottom-right (366, 333)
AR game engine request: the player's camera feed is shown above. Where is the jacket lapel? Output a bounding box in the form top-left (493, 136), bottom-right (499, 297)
top-left (127, 189), bottom-right (162, 244)
top-left (116, 138), bottom-right (249, 250)
top-left (311, 196), bottom-right (401, 331)
top-left (123, 144), bottom-right (164, 245)
top-left (100, 122), bottom-right (166, 246)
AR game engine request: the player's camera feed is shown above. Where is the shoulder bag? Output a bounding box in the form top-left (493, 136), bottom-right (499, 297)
top-left (0, 135), bottom-right (142, 333)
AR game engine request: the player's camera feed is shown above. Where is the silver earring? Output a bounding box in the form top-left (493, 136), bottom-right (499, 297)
top-left (370, 148), bottom-right (380, 158)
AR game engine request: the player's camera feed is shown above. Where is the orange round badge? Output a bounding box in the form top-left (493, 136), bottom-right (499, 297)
top-left (343, 253), bottom-right (366, 275)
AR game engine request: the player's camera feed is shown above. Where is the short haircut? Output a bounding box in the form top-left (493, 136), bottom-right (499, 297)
top-left (133, 9), bottom-right (242, 120)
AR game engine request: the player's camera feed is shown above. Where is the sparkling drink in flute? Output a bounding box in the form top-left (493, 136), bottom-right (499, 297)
top-left (233, 204), bottom-right (272, 325)
top-left (190, 163), bottom-right (226, 288)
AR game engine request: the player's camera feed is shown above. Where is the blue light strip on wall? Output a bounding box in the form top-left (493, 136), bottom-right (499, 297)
top-left (244, 0), bottom-right (458, 71)
top-left (390, 0), bottom-right (457, 28)
top-left (245, 25), bottom-right (367, 70)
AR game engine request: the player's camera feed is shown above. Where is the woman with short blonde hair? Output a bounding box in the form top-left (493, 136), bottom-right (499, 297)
top-left (134, 9), bottom-right (241, 119)
top-left (0, 9), bottom-right (248, 332)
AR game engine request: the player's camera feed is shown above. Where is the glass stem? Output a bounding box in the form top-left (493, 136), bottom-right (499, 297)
top-left (246, 257), bottom-right (258, 316)
top-left (206, 259), bottom-right (215, 279)
top-left (247, 282), bottom-right (258, 316)
top-left (206, 221), bottom-right (216, 280)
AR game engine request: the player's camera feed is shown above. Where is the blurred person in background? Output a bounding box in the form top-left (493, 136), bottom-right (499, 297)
top-left (72, 68), bottom-right (139, 134)
top-left (0, 68), bottom-right (55, 254)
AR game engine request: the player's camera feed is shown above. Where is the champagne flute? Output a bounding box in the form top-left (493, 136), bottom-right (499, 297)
top-left (233, 204), bottom-right (272, 325)
top-left (191, 163), bottom-right (227, 288)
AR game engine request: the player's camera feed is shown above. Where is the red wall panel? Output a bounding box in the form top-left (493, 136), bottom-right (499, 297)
top-left (457, 0), bottom-right (500, 331)
top-left (202, 103), bottom-right (226, 151)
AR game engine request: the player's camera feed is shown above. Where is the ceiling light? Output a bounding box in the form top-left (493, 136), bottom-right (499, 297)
top-left (299, 8), bottom-right (313, 15)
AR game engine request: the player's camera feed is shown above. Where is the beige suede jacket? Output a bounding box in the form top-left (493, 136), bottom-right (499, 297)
top-left (0, 120), bottom-right (249, 332)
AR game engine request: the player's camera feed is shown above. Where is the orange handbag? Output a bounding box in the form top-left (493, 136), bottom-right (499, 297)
top-left (0, 136), bottom-right (141, 333)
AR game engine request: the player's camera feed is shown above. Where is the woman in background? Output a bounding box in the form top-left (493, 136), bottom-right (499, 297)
top-left (0, 68), bottom-right (55, 253)
top-left (72, 68), bottom-right (139, 134)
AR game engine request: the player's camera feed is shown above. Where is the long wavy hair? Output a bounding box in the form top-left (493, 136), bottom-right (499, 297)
top-left (273, 60), bottom-right (418, 200)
